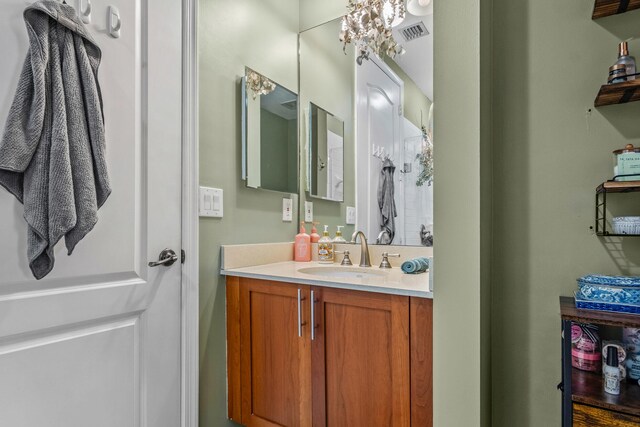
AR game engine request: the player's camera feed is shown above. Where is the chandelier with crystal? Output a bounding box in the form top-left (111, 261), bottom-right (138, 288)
top-left (339, 0), bottom-right (405, 64)
top-left (245, 68), bottom-right (276, 100)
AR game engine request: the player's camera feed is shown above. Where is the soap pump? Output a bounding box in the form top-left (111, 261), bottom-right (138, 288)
top-left (333, 226), bottom-right (347, 243)
top-left (318, 225), bottom-right (334, 264)
top-left (294, 222), bottom-right (311, 262)
top-left (310, 222), bottom-right (321, 243)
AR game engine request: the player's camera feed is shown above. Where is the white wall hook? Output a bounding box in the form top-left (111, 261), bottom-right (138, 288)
top-left (108, 5), bottom-right (121, 38)
top-left (78, 0), bottom-right (91, 24)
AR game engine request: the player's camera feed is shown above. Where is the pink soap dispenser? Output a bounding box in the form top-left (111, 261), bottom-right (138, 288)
top-left (295, 222), bottom-right (311, 262)
top-left (310, 222), bottom-right (321, 243)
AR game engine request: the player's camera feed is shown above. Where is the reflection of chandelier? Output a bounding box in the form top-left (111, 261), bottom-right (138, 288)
top-left (339, 0), bottom-right (405, 64)
top-left (245, 69), bottom-right (276, 99)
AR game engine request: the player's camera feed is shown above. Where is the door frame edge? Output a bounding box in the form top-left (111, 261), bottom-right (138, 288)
top-left (181, 0), bottom-right (199, 425)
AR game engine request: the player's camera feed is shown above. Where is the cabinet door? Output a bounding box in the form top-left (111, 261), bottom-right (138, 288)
top-left (311, 287), bottom-right (410, 427)
top-left (240, 279), bottom-right (312, 427)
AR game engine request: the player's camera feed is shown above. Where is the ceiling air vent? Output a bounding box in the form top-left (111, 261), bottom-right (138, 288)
top-left (399, 22), bottom-right (429, 42)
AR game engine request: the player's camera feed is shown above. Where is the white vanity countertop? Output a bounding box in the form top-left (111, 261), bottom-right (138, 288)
top-left (221, 261), bottom-right (432, 299)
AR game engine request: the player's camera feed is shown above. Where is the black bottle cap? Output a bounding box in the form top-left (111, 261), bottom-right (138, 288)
top-left (606, 346), bottom-right (619, 367)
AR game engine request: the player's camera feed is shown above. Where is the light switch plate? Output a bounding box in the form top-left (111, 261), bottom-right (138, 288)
top-left (199, 186), bottom-right (223, 217)
top-left (282, 198), bottom-right (293, 222)
top-left (346, 206), bottom-right (356, 225)
top-left (304, 201), bottom-right (313, 223)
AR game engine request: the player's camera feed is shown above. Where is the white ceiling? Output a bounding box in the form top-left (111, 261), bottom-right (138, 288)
top-left (391, 11), bottom-right (433, 101)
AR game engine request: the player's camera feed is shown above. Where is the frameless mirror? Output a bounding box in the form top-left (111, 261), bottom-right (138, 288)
top-left (298, 17), bottom-right (356, 238)
top-left (299, 13), bottom-right (434, 246)
top-left (242, 68), bottom-right (298, 194)
top-left (308, 103), bottom-right (345, 202)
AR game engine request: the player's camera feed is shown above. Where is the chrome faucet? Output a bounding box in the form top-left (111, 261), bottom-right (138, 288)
top-left (376, 229), bottom-right (391, 244)
top-left (350, 231), bottom-right (372, 267)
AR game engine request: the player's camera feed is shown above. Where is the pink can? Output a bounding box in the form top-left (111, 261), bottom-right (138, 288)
top-left (572, 348), bottom-right (602, 372)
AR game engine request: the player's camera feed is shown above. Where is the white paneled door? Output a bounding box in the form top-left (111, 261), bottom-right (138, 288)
top-left (356, 57), bottom-right (403, 243)
top-left (0, 0), bottom-right (183, 426)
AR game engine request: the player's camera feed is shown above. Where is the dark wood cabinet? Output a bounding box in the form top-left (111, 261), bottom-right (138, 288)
top-left (560, 297), bottom-right (640, 426)
top-left (573, 403), bottom-right (640, 427)
top-left (227, 277), bottom-right (432, 427)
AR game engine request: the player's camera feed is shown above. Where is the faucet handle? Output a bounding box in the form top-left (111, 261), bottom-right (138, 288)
top-left (379, 252), bottom-right (401, 269)
top-left (335, 250), bottom-right (353, 266)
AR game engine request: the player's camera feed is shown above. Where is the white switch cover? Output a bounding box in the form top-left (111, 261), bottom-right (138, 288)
top-left (199, 186), bottom-right (223, 217)
top-left (346, 206), bottom-right (356, 225)
top-left (282, 198), bottom-right (293, 222)
top-left (304, 201), bottom-right (313, 223)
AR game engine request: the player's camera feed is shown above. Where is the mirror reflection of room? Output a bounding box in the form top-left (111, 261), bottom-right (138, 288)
top-left (242, 67), bottom-right (299, 194)
top-left (299, 1), bottom-right (433, 247)
top-left (309, 103), bottom-right (345, 202)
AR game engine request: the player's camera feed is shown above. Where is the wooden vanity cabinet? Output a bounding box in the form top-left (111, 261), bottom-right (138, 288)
top-left (226, 277), bottom-right (432, 427)
top-left (311, 287), bottom-right (411, 427)
top-left (228, 278), bottom-right (312, 427)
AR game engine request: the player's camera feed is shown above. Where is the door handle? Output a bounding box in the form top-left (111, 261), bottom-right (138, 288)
top-left (148, 248), bottom-right (178, 267)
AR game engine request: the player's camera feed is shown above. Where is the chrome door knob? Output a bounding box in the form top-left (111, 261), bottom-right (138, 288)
top-left (148, 248), bottom-right (178, 267)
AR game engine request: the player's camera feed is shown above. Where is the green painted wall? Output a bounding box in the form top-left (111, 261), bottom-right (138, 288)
top-left (299, 0), bottom-right (345, 32)
top-left (385, 57), bottom-right (433, 129)
top-left (433, 0), bottom-right (492, 425)
top-left (491, 1), bottom-right (640, 426)
top-left (198, 0), bottom-right (300, 425)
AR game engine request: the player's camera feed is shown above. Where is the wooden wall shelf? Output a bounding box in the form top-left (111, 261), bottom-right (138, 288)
top-left (595, 80), bottom-right (640, 107)
top-left (560, 296), bottom-right (640, 328)
top-left (572, 368), bottom-right (640, 417)
top-left (595, 181), bottom-right (640, 236)
top-left (593, 0), bottom-right (640, 19)
top-left (597, 181), bottom-right (640, 194)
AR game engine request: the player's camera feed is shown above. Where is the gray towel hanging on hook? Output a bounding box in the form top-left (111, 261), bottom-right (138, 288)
top-left (0, 0), bottom-right (111, 279)
top-left (377, 158), bottom-right (397, 244)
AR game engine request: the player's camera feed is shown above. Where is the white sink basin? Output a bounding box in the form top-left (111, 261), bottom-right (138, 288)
top-left (298, 267), bottom-right (387, 279)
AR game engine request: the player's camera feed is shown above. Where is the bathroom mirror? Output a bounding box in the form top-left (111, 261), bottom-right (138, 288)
top-left (299, 13), bottom-right (434, 246)
top-left (242, 68), bottom-right (299, 194)
top-left (308, 103), bottom-right (345, 202)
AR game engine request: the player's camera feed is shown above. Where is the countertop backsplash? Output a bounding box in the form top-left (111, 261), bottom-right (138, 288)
top-left (221, 241), bottom-right (432, 270)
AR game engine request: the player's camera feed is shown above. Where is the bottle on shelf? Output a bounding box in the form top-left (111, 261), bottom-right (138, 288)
top-left (615, 41), bottom-right (636, 81)
top-left (604, 346), bottom-right (621, 395)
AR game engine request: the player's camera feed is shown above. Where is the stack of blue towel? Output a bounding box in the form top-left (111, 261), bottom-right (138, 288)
top-left (401, 257), bottom-right (430, 274)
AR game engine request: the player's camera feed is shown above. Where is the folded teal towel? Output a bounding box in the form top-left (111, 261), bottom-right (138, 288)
top-left (401, 257), bottom-right (429, 274)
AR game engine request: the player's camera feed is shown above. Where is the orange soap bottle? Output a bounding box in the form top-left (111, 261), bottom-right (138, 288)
top-left (294, 222), bottom-right (311, 262)
top-left (310, 222), bottom-right (321, 243)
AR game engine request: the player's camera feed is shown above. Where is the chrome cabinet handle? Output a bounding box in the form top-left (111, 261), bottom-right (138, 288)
top-left (311, 290), bottom-right (317, 340)
top-left (297, 289), bottom-right (307, 337)
top-left (298, 289), bottom-right (302, 337)
top-left (148, 248), bottom-right (178, 267)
